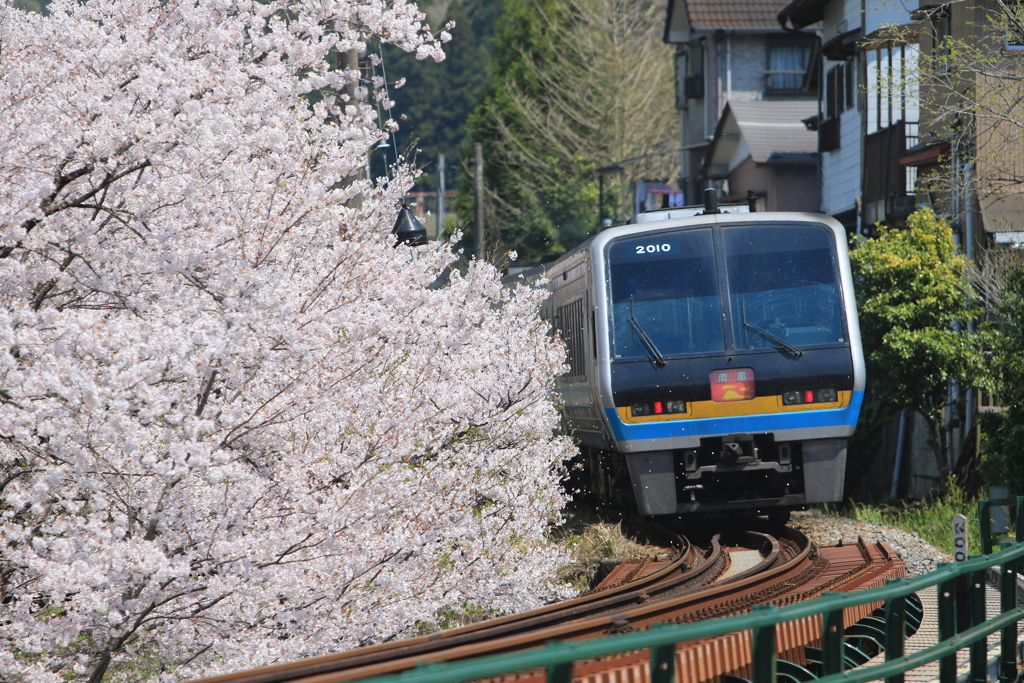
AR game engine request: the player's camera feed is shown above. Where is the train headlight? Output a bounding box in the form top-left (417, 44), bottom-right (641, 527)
top-left (783, 388), bottom-right (838, 405)
top-left (629, 399), bottom-right (686, 417)
top-left (666, 399), bottom-right (687, 414)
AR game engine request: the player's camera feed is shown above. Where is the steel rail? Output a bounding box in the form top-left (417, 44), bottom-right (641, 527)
top-left (211, 530), bottom-right (810, 683)
top-left (190, 526), bottom-right (909, 683)
top-left (342, 536), bottom-right (897, 683)
top-left (192, 534), bottom-right (714, 683)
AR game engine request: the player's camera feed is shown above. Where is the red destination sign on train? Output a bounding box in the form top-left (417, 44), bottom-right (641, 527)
top-left (710, 368), bottom-right (755, 402)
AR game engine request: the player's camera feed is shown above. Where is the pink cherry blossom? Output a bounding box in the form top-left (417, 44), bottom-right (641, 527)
top-left (0, 1), bottom-right (575, 680)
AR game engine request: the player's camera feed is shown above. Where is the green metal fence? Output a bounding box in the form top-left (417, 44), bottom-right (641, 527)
top-left (356, 499), bottom-right (1024, 683)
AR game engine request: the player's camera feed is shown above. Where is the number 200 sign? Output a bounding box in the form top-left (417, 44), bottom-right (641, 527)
top-left (952, 513), bottom-right (968, 562)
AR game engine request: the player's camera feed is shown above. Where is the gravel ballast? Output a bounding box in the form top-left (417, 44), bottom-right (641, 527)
top-left (791, 509), bottom-right (952, 577)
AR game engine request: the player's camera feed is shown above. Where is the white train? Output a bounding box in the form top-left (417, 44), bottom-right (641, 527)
top-left (508, 204), bottom-right (865, 518)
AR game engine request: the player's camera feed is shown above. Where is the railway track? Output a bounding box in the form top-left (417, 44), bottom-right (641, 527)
top-left (193, 525), bottom-right (909, 683)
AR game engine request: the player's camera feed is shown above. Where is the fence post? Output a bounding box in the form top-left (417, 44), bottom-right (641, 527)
top-left (751, 604), bottom-right (777, 683)
top-left (1007, 496), bottom-right (1024, 683)
top-left (649, 624), bottom-right (676, 683)
top-left (969, 568), bottom-right (987, 683)
top-left (821, 598), bottom-right (845, 676)
top-left (1000, 552), bottom-right (1017, 683)
top-left (546, 662), bottom-right (572, 683)
top-left (938, 569), bottom-right (957, 683)
top-left (980, 499), bottom-right (993, 554)
top-left (1016, 496), bottom-right (1024, 543)
top-left (884, 579), bottom-right (906, 683)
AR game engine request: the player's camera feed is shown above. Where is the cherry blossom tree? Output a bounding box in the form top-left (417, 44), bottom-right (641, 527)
top-left (0, 1), bottom-right (574, 680)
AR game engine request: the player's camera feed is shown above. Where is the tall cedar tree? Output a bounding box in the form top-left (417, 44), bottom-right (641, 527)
top-left (457, 0), bottom-right (676, 265)
top-left (457, 0), bottom-right (582, 263)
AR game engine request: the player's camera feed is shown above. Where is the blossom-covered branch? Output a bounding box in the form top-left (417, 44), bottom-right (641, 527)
top-left (0, 1), bottom-right (573, 680)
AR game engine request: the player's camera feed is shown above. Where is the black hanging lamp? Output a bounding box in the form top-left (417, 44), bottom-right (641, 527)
top-left (392, 204), bottom-right (427, 246)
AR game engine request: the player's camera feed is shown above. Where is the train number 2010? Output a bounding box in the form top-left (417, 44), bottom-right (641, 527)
top-left (635, 243), bottom-right (672, 255)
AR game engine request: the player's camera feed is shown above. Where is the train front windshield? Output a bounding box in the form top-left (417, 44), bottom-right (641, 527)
top-left (608, 224), bottom-right (845, 360)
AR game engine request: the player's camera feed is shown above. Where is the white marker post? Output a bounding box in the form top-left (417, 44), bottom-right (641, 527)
top-left (951, 513), bottom-right (970, 634)
top-left (953, 513), bottom-right (968, 562)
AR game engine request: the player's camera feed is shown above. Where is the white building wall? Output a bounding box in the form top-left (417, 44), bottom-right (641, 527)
top-left (821, 106), bottom-right (862, 215)
top-left (865, 45), bottom-right (920, 134)
top-left (680, 33), bottom-right (784, 149)
top-left (842, 0), bottom-right (861, 36)
top-left (729, 138), bottom-right (751, 172)
top-left (817, 0), bottom-right (921, 219)
top-left (821, 0), bottom-right (857, 42)
top-left (679, 32), bottom-right (778, 198)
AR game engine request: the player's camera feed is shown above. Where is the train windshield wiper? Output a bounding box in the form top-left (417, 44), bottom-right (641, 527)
top-left (744, 322), bottom-right (803, 358)
top-left (629, 296), bottom-right (666, 367)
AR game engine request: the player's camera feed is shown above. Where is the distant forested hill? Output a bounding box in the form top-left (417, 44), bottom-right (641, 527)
top-left (377, 0), bottom-right (502, 187)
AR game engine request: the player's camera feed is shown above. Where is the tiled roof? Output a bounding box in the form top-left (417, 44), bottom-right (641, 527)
top-left (727, 100), bottom-right (818, 163)
top-left (686, 0), bottom-right (790, 31)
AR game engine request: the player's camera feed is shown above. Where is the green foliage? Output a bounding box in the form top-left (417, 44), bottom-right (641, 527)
top-left (849, 207), bottom-right (990, 454)
top-left (13, 0), bottom-right (46, 13)
top-left (833, 482), bottom-right (982, 555)
top-left (415, 602), bottom-right (501, 634)
top-left (979, 265), bottom-right (1024, 491)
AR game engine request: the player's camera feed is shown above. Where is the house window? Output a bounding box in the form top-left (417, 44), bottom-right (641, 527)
top-left (766, 42), bottom-right (813, 94)
top-left (676, 54), bottom-right (688, 107)
top-left (821, 59), bottom-right (855, 152)
top-left (934, 8), bottom-right (951, 70)
top-left (826, 60), bottom-right (855, 118)
top-left (1005, 1), bottom-right (1024, 51)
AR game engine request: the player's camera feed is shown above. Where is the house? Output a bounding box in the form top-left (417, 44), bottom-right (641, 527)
top-left (902, 2), bottom-right (1024, 249)
top-left (778, 0), bottom-right (920, 233)
top-left (664, 0), bottom-right (818, 204)
top-left (702, 99), bottom-right (820, 211)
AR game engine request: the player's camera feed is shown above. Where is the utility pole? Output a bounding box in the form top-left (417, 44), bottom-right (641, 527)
top-left (342, 49), bottom-right (364, 210)
top-left (436, 153), bottom-right (445, 240)
top-left (474, 143), bottom-right (484, 261)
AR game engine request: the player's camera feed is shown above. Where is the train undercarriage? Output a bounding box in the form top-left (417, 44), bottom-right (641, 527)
top-left (570, 435), bottom-right (847, 522)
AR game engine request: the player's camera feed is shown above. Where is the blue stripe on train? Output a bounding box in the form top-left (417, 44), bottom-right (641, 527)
top-left (604, 391), bottom-right (864, 443)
